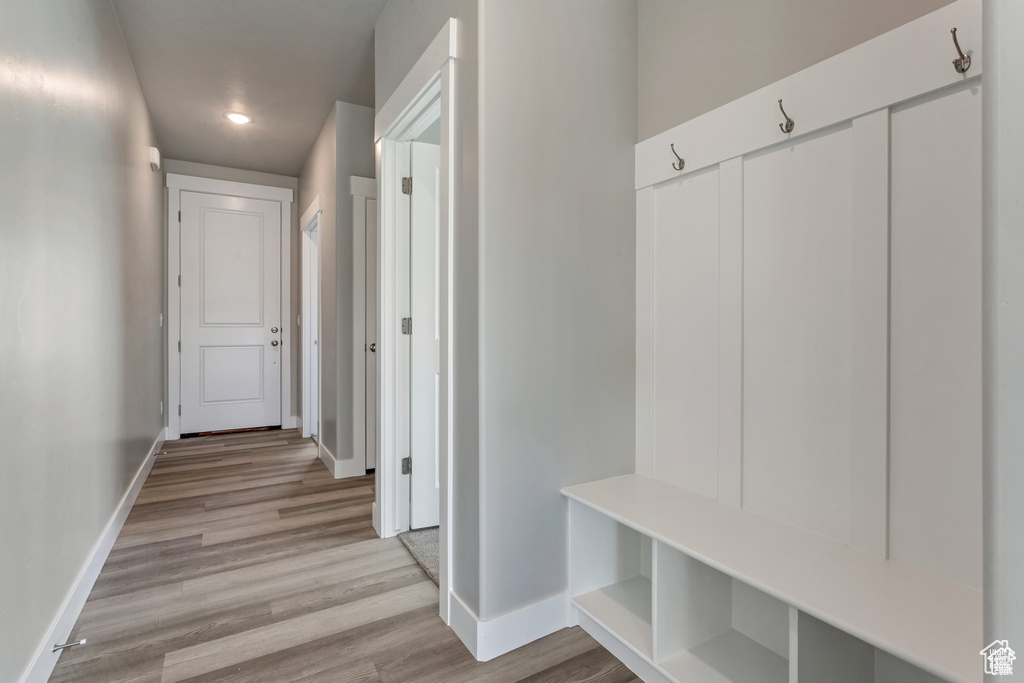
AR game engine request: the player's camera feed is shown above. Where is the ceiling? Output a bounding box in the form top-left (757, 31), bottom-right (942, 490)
top-left (112, 0), bottom-right (387, 176)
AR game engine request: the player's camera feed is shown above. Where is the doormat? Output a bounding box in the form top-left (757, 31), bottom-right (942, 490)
top-left (398, 527), bottom-right (439, 585)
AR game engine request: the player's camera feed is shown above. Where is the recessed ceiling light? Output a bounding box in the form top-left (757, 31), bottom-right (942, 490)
top-left (225, 112), bottom-right (252, 124)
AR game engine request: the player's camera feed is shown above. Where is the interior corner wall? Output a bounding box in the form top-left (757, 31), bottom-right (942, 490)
top-left (375, 0), bottom-right (482, 616)
top-left (0, 2), bottom-right (164, 680)
top-left (638, 0), bottom-right (957, 140)
top-left (476, 0), bottom-right (637, 621)
top-left (983, 0), bottom-right (1024, 655)
top-left (332, 101), bottom-right (375, 466)
top-left (161, 159), bottom-right (300, 423)
top-left (297, 102), bottom-right (374, 469)
top-left (299, 105), bottom-right (340, 459)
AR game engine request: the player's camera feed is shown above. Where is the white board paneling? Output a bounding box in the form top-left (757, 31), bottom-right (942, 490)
top-left (742, 127), bottom-right (853, 543)
top-left (652, 167), bottom-right (720, 499)
top-left (848, 109), bottom-right (891, 559)
top-left (888, 82), bottom-right (983, 590)
top-left (716, 158), bottom-right (744, 508)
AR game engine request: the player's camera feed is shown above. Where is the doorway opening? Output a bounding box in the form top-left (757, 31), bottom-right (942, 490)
top-left (375, 18), bottom-right (456, 623)
top-left (301, 196), bottom-right (321, 443)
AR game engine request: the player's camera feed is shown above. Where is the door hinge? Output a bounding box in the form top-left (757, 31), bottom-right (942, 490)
top-left (401, 177), bottom-right (412, 195)
top-left (177, 340), bottom-right (181, 352)
top-left (401, 457), bottom-right (411, 475)
top-left (401, 317), bottom-right (412, 335)
top-left (177, 274), bottom-right (181, 287)
top-left (177, 405), bottom-right (181, 416)
top-left (178, 210), bottom-right (181, 222)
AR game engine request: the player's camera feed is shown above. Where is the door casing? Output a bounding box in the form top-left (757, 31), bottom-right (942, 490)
top-left (374, 18), bottom-right (456, 624)
top-left (166, 173), bottom-right (294, 441)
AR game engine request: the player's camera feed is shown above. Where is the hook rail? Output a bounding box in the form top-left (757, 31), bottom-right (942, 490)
top-left (670, 144), bottom-right (685, 171)
top-left (778, 99), bottom-right (795, 134)
top-left (950, 28), bottom-right (971, 74)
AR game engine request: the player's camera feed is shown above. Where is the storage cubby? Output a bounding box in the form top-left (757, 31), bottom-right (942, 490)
top-left (568, 499), bottom-right (653, 658)
top-left (796, 612), bottom-right (950, 683)
top-left (655, 544), bottom-right (789, 683)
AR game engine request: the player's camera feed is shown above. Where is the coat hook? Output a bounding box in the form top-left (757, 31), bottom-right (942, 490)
top-left (778, 99), bottom-right (795, 134)
top-left (670, 143), bottom-right (685, 171)
top-left (950, 28), bottom-right (971, 74)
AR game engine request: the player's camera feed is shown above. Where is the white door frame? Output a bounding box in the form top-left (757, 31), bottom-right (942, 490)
top-left (166, 173), bottom-right (294, 440)
top-left (351, 177), bottom-right (378, 472)
top-left (374, 18), bottom-right (457, 624)
top-left (300, 195), bottom-right (321, 439)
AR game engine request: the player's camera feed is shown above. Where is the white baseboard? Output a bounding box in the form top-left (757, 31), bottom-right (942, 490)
top-left (449, 590), bottom-right (569, 662)
top-left (372, 501), bottom-right (381, 537)
top-left (284, 415), bottom-right (298, 429)
top-left (20, 428), bottom-right (165, 683)
top-left (318, 442), bottom-right (367, 480)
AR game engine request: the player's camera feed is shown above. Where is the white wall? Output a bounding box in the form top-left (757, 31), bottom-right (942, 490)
top-left (297, 102), bottom-right (375, 468)
top-left (162, 158), bottom-right (300, 423)
top-left (475, 0), bottom-right (637, 621)
top-left (299, 107), bottom-right (339, 451)
top-left (638, 0), bottom-right (955, 139)
top-left (0, 2), bottom-right (164, 680)
top-left (983, 0), bottom-right (1024, 658)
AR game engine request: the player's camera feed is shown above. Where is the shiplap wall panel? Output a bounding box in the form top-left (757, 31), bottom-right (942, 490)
top-left (741, 127), bottom-right (853, 544)
top-left (652, 168), bottom-right (720, 498)
top-left (888, 82), bottom-right (983, 590)
top-left (633, 0), bottom-right (982, 616)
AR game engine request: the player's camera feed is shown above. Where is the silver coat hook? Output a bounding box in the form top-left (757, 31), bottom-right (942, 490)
top-left (778, 99), bottom-right (795, 134)
top-left (951, 28), bottom-right (971, 74)
top-left (670, 143), bottom-right (685, 171)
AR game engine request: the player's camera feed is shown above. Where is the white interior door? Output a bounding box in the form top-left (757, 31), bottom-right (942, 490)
top-left (410, 142), bottom-right (441, 529)
top-left (365, 198), bottom-right (378, 470)
top-left (180, 191), bottom-right (283, 433)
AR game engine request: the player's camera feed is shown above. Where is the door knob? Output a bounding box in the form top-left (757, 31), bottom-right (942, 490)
top-left (369, 343), bottom-right (376, 353)
top-left (271, 340), bottom-right (279, 346)
top-left (271, 326), bottom-right (279, 333)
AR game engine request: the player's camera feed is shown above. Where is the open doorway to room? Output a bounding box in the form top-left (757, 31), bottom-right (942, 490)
top-left (300, 196), bottom-right (321, 443)
top-left (375, 18), bottom-right (455, 623)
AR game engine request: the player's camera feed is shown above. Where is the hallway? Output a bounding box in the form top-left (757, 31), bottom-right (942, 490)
top-left (49, 430), bottom-right (636, 682)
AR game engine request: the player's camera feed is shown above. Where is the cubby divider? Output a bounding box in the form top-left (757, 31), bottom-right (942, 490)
top-left (568, 499), bottom-right (653, 658)
top-left (655, 542), bottom-right (788, 683)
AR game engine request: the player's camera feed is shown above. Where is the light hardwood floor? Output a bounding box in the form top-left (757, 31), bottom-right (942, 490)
top-left (49, 429), bottom-right (638, 682)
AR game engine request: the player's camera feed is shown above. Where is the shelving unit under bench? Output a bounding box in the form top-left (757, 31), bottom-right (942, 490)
top-left (563, 475), bottom-right (980, 683)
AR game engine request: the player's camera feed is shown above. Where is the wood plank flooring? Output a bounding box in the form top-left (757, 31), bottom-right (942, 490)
top-left (49, 429), bottom-right (638, 682)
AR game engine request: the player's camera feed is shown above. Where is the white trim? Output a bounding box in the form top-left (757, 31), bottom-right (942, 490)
top-left (301, 194), bottom-right (321, 232)
top-left (20, 429), bottom-right (165, 683)
top-left (575, 610), bottom-right (671, 683)
top-left (375, 19), bottom-right (457, 630)
top-left (449, 591), bottom-right (570, 662)
top-left (350, 176), bottom-right (377, 199)
top-left (374, 18), bottom-right (457, 142)
top-left (166, 173), bottom-right (293, 203)
top-left (167, 189), bottom-right (181, 440)
top-left (300, 196), bottom-right (322, 440)
top-left (353, 193), bottom-right (367, 478)
top-left (317, 440), bottom-right (366, 480)
top-left (635, 0), bottom-right (982, 189)
top-left (166, 175), bottom-right (294, 438)
top-left (280, 199), bottom-right (293, 430)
